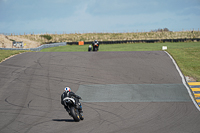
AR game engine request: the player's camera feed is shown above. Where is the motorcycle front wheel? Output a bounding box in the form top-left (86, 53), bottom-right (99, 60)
top-left (70, 106), bottom-right (80, 122)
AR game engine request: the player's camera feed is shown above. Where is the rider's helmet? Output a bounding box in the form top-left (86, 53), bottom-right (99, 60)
top-left (64, 87), bottom-right (71, 92)
top-left (95, 40), bottom-right (97, 43)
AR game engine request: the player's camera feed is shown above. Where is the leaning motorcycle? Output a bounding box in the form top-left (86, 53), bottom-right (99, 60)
top-left (63, 97), bottom-right (84, 122)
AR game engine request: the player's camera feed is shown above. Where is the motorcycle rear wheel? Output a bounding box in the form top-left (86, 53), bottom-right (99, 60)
top-left (70, 107), bottom-right (80, 122)
top-left (79, 113), bottom-right (84, 120)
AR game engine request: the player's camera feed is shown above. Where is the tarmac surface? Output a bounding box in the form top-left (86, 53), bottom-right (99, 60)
top-left (0, 51), bottom-right (200, 133)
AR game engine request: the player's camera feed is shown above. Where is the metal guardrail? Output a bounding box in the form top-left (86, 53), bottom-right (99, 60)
top-left (0, 42), bottom-right (67, 51)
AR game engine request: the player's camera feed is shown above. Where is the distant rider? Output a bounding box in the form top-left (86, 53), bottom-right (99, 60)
top-left (61, 87), bottom-right (83, 113)
top-left (92, 40), bottom-right (99, 51)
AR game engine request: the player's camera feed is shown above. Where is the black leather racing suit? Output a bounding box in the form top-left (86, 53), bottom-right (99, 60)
top-left (61, 91), bottom-right (82, 112)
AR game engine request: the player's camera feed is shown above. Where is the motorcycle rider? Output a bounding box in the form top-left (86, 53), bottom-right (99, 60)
top-left (92, 40), bottom-right (99, 51)
top-left (88, 45), bottom-right (92, 52)
top-left (61, 87), bottom-right (83, 113)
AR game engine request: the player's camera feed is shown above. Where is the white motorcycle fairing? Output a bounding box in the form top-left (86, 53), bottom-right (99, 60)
top-left (63, 97), bottom-right (75, 105)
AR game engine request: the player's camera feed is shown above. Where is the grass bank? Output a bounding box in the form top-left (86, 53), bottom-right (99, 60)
top-left (0, 50), bottom-right (28, 63)
top-left (5, 31), bottom-right (200, 45)
top-left (167, 47), bottom-right (200, 81)
top-left (41, 42), bottom-right (200, 81)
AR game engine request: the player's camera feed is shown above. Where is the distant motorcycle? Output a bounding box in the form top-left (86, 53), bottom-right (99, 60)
top-left (63, 97), bottom-right (84, 122)
top-left (92, 40), bottom-right (99, 51)
top-left (93, 43), bottom-right (99, 51)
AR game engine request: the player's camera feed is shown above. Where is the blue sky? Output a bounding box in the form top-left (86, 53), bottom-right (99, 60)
top-left (0, 0), bottom-right (200, 34)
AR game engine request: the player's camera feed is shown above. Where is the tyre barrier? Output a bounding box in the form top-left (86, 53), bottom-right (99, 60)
top-left (67, 38), bottom-right (200, 45)
top-left (0, 42), bottom-right (67, 51)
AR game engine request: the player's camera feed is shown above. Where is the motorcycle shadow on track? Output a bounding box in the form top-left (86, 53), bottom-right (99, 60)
top-left (52, 119), bottom-right (75, 122)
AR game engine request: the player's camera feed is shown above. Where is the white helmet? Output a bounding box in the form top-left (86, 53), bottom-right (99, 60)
top-left (64, 87), bottom-right (71, 92)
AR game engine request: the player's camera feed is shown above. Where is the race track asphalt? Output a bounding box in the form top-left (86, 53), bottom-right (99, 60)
top-left (0, 51), bottom-right (200, 133)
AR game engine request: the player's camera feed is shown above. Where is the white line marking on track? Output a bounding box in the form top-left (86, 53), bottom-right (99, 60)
top-left (164, 51), bottom-right (200, 111)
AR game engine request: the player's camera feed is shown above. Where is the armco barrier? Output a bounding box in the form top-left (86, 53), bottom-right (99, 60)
top-left (0, 42), bottom-right (67, 51)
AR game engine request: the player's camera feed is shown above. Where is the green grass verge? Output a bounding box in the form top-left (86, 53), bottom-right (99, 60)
top-left (167, 47), bottom-right (200, 81)
top-left (0, 50), bottom-right (28, 63)
top-left (40, 42), bottom-right (200, 52)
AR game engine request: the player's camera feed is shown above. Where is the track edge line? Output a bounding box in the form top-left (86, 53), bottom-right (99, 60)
top-left (164, 51), bottom-right (200, 111)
